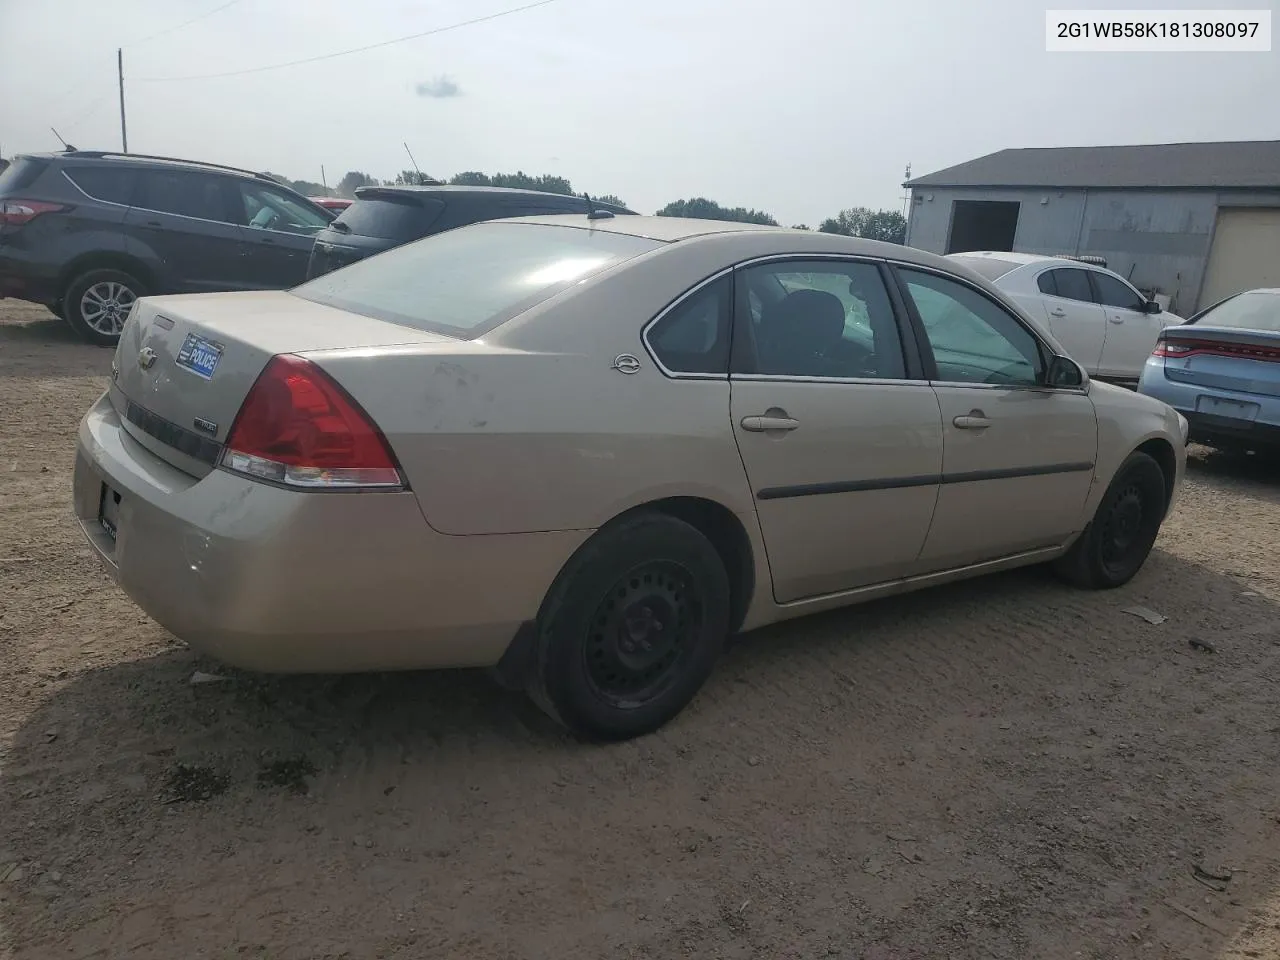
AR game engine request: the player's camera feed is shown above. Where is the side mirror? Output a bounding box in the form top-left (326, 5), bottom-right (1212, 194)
top-left (1046, 354), bottom-right (1085, 388)
top-left (1144, 299), bottom-right (1163, 315)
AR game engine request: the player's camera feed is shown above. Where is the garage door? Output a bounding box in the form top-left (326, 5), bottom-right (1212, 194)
top-left (1200, 208), bottom-right (1280, 310)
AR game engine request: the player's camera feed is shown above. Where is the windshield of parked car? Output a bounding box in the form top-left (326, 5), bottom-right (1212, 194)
top-left (948, 255), bottom-right (1021, 282)
top-left (292, 221), bottom-right (662, 337)
top-left (1195, 291), bottom-right (1280, 332)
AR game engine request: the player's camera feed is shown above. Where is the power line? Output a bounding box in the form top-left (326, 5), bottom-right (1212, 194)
top-left (135, 0), bottom-right (565, 82)
top-left (127, 0), bottom-right (246, 47)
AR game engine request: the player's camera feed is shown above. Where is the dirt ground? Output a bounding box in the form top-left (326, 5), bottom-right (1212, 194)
top-left (2, 300), bottom-right (1280, 960)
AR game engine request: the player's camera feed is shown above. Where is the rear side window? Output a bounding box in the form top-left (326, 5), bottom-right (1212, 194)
top-left (0, 157), bottom-right (50, 193)
top-left (140, 170), bottom-right (229, 222)
top-left (334, 198), bottom-right (444, 241)
top-left (1036, 271), bottom-right (1057, 295)
top-left (1047, 268), bottom-right (1094, 303)
top-left (294, 221), bottom-right (661, 338)
top-left (646, 275), bottom-right (732, 375)
top-left (64, 167), bottom-right (138, 205)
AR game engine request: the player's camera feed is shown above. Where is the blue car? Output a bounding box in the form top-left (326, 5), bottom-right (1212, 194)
top-left (1138, 288), bottom-right (1280, 452)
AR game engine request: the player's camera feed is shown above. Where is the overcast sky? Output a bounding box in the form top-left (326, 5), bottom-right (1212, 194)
top-left (1, 0), bottom-right (1277, 224)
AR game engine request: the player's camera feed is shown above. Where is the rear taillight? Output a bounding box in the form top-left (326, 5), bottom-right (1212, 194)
top-left (221, 355), bottom-right (403, 490)
top-left (0, 199), bottom-right (68, 226)
top-left (1153, 339), bottom-right (1280, 362)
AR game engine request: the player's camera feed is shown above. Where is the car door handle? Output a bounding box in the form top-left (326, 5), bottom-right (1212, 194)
top-left (1109, 314), bottom-right (1125, 323)
top-left (1049, 308), bottom-right (1066, 318)
top-left (953, 411), bottom-right (992, 429)
top-left (740, 415), bottom-right (800, 433)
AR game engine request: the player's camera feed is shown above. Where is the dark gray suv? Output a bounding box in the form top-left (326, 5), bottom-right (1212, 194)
top-left (307, 185), bottom-right (634, 279)
top-left (0, 151), bottom-right (333, 345)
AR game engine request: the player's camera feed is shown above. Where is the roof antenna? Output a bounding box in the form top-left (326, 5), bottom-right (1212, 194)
top-left (403, 141), bottom-right (424, 185)
top-left (50, 127), bottom-right (77, 152)
top-left (583, 192), bottom-right (614, 221)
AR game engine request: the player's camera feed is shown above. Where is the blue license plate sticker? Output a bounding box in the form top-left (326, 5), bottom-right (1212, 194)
top-left (176, 333), bottom-right (223, 380)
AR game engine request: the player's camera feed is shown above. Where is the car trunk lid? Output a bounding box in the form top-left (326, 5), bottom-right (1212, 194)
top-left (111, 290), bottom-right (452, 477)
top-left (1157, 325), bottom-right (1280, 398)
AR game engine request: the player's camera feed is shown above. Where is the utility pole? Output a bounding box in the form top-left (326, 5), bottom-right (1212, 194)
top-left (321, 165), bottom-right (328, 194)
top-left (900, 163), bottom-right (912, 219)
top-left (117, 48), bottom-right (128, 153)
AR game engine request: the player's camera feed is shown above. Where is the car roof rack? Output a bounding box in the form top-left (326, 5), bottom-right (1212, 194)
top-left (1054, 253), bottom-right (1108, 268)
top-left (60, 150), bottom-right (278, 183)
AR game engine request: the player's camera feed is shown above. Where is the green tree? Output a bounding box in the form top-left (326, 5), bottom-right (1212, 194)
top-left (593, 193), bottom-right (628, 208)
top-left (448, 171), bottom-right (576, 195)
top-left (655, 197), bottom-right (778, 226)
top-left (449, 171), bottom-right (491, 186)
top-left (394, 169), bottom-right (438, 185)
top-left (791, 223), bottom-right (811, 230)
top-left (336, 170), bottom-right (379, 198)
top-left (819, 207), bottom-right (907, 244)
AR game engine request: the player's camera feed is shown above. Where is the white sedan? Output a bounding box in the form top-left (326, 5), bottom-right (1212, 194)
top-left (947, 252), bottom-right (1184, 384)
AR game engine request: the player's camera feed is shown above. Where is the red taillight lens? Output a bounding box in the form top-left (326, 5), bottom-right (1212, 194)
top-left (0, 199), bottom-right (68, 226)
top-left (1153, 339), bottom-right (1280, 362)
top-left (221, 354), bottom-right (403, 489)
top-left (1152, 341), bottom-right (1193, 358)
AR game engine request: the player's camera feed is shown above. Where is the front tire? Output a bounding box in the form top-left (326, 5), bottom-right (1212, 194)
top-left (1054, 451), bottom-right (1166, 589)
top-left (62, 268), bottom-right (146, 346)
top-left (528, 513), bottom-right (731, 741)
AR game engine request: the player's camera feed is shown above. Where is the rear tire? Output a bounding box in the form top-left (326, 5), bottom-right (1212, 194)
top-left (62, 268), bottom-right (146, 346)
top-left (528, 513), bottom-right (730, 741)
top-left (1053, 451), bottom-right (1166, 589)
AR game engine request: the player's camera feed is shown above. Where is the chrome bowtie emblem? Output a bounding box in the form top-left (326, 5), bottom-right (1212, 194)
top-left (137, 346), bottom-right (157, 370)
top-left (611, 353), bottom-right (641, 375)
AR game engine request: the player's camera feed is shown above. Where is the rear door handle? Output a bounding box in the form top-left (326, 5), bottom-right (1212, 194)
top-left (1109, 314), bottom-right (1125, 324)
top-left (953, 412), bottom-right (992, 429)
top-left (741, 415), bottom-right (800, 433)
top-left (1049, 308), bottom-right (1066, 318)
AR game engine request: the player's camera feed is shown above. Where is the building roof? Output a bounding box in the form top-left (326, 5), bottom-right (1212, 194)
top-left (906, 141), bottom-right (1280, 190)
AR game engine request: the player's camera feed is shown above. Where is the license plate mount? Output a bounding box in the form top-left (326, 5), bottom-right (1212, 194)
top-left (99, 483), bottom-right (121, 542)
top-left (175, 333), bottom-right (223, 380)
top-left (1195, 394), bottom-right (1259, 422)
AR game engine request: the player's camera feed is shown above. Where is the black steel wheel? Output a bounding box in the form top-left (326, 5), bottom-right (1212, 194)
top-left (1054, 451), bottom-right (1167, 589)
top-left (529, 513), bottom-right (731, 740)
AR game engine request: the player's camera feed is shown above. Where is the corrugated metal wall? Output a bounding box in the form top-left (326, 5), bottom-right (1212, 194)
top-left (905, 186), bottom-right (1280, 314)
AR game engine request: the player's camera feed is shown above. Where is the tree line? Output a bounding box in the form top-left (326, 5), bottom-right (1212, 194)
top-left (273, 168), bottom-right (907, 244)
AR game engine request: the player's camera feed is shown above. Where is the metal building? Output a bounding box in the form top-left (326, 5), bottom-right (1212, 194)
top-left (904, 141), bottom-right (1280, 315)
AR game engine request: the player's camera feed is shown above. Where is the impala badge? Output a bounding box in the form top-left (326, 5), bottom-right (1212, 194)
top-left (192, 417), bottom-right (218, 437)
top-left (611, 354), bottom-right (641, 375)
top-left (137, 346), bottom-right (158, 370)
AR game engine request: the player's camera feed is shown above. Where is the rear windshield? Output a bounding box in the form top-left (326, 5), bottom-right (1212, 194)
top-left (333, 197), bottom-right (444, 241)
top-left (1195, 291), bottom-right (1280, 332)
top-left (0, 157), bottom-right (50, 194)
top-left (293, 221), bottom-right (662, 338)
top-left (949, 255), bottom-right (1020, 282)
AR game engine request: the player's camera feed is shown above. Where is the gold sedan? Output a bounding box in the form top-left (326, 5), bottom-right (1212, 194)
top-left (74, 214), bottom-right (1187, 740)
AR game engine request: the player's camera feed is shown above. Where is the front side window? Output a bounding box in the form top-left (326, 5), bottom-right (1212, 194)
top-left (294, 221), bottom-right (661, 338)
top-left (735, 261), bottom-right (907, 380)
top-left (901, 268), bottom-right (1044, 386)
top-left (240, 184), bottom-right (330, 235)
top-left (1091, 271), bottom-right (1146, 312)
top-left (646, 275), bottom-right (731, 375)
top-left (142, 171), bottom-right (230, 222)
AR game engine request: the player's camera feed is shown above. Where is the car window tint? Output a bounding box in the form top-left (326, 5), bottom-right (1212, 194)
top-left (647, 275), bottom-right (731, 375)
top-left (737, 261), bottom-right (907, 380)
top-left (1193, 291), bottom-right (1280, 331)
top-left (1050, 268), bottom-right (1094, 303)
top-left (240, 184), bottom-right (330, 236)
top-left (65, 167), bottom-right (138, 205)
top-left (0, 157), bottom-right (49, 192)
top-left (334, 198), bottom-right (444, 241)
top-left (1092, 271), bottom-right (1146, 311)
top-left (1036, 271), bottom-right (1057, 296)
top-left (142, 171), bottom-right (228, 222)
top-left (294, 221), bottom-right (661, 338)
top-left (901, 269), bottom-right (1043, 387)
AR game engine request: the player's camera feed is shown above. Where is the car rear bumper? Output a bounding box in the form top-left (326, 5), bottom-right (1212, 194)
top-left (1139, 359), bottom-right (1280, 448)
top-left (74, 391), bottom-right (589, 673)
top-left (0, 251), bottom-right (61, 305)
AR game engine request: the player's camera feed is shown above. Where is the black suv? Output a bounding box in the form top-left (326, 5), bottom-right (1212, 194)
top-left (0, 151), bottom-right (333, 345)
top-left (307, 185), bottom-right (633, 279)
